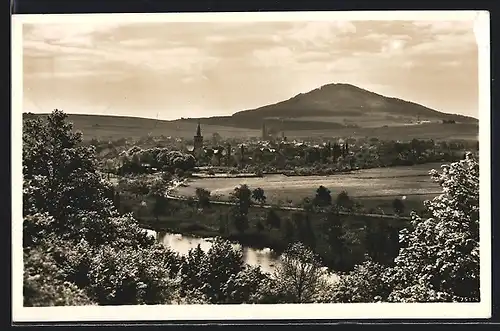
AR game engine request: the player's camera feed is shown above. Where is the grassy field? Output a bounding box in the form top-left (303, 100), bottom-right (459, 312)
top-left (26, 113), bottom-right (478, 142)
top-left (290, 123), bottom-right (478, 141)
top-left (25, 113), bottom-right (261, 140)
top-left (173, 163), bottom-right (443, 213)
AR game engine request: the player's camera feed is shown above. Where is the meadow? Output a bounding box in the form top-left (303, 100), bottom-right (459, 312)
top-left (172, 163), bottom-right (443, 212)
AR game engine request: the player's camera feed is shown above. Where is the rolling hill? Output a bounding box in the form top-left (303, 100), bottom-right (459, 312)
top-left (181, 83), bottom-right (477, 130)
top-left (23, 83), bottom-right (478, 141)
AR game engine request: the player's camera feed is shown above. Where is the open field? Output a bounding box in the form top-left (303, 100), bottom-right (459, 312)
top-left (25, 113), bottom-right (260, 140)
top-left (25, 113), bottom-right (478, 142)
top-left (289, 123), bottom-right (478, 141)
top-left (173, 163), bottom-right (443, 211)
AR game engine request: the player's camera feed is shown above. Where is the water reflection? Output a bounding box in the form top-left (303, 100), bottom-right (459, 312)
top-left (155, 231), bottom-right (280, 274)
top-left (144, 229), bottom-right (338, 282)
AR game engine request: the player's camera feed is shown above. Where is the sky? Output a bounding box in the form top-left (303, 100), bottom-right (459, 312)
top-left (22, 17), bottom-right (479, 120)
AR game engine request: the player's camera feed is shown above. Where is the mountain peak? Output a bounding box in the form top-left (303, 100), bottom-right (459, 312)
top-left (230, 82), bottom-right (477, 129)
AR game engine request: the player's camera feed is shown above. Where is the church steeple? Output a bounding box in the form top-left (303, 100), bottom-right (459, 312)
top-left (193, 120), bottom-right (204, 160)
top-left (196, 120), bottom-right (202, 137)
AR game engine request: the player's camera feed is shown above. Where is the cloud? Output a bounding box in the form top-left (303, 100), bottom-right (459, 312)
top-left (408, 32), bottom-right (476, 55)
top-left (26, 70), bottom-right (123, 79)
top-left (411, 20), bottom-right (475, 34)
top-left (24, 23), bottom-right (122, 47)
top-left (380, 38), bottom-right (408, 54)
top-left (281, 21), bottom-right (356, 49)
top-left (24, 29), bottom-right (220, 80)
top-left (205, 35), bottom-right (229, 43)
top-left (22, 19), bottom-right (479, 119)
top-left (252, 46), bottom-right (296, 67)
top-left (118, 38), bottom-right (159, 48)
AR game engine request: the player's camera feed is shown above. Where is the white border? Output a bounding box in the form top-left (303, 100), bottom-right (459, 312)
top-left (11, 11), bottom-right (491, 322)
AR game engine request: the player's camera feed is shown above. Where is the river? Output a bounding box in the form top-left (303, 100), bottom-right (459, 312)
top-left (144, 229), bottom-right (339, 282)
top-left (155, 231), bottom-right (280, 274)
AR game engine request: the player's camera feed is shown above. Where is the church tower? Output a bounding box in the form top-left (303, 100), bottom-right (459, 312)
top-left (193, 120), bottom-right (204, 159)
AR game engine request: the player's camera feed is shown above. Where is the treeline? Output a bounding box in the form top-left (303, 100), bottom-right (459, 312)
top-left (192, 136), bottom-right (477, 171)
top-left (22, 110), bottom-right (479, 306)
top-left (109, 147), bottom-right (196, 176)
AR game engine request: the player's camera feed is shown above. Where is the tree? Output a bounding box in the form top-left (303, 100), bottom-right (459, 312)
top-left (87, 245), bottom-right (179, 305)
top-left (179, 238), bottom-right (265, 304)
top-left (224, 265), bottom-right (269, 304)
top-left (113, 191), bottom-right (121, 210)
top-left (195, 187), bottom-right (211, 209)
top-left (300, 215), bottom-right (316, 250)
top-left (272, 243), bottom-right (326, 303)
top-left (281, 218), bottom-right (295, 245)
top-left (331, 259), bottom-right (392, 303)
top-left (23, 110), bottom-right (116, 233)
top-left (364, 221), bottom-right (400, 265)
top-left (313, 185), bottom-right (332, 207)
top-left (322, 210), bottom-right (346, 270)
top-left (252, 187), bottom-right (267, 205)
top-left (23, 245), bottom-right (96, 307)
top-left (301, 197), bottom-right (315, 213)
top-left (336, 191), bottom-right (354, 212)
top-left (152, 194), bottom-right (169, 221)
top-left (292, 212), bottom-right (315, 249)
top-left (265, 208), bottom-right (281, 229)
top-left (230, 184), bottom-right (253, 216)
top-left (211, 132), bottom-right (222, 145)
top-left (217, 213), bottom-right (230, 235)
top-left (387, 153), bottom-right (479, 302)
top-left (231, 207), bottom-right (249, 234)
top-left (22, 110), bottom-right (180, 306)
top-left (392, 198), bottom-right (405, 215)
top-left (255, 220), bottom-right (265, 232)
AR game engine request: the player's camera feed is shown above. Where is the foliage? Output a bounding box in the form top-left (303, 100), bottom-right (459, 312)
top-left (252, 187), bottom-right (267, 204)
top-left (387, 153), bottom-right (480, 302)
top-left (331, 259), bottom-right (392, 303)
top-left (281, 218), bottom-right (295, 245)
top-left (313, 185), bottom-right (332, 207)
top-left (195, 187), bottom-right (211, 209)
top-left (271, 242), bottom-right (327, 303)
top-left (321, 210), bottom-right (346, 270)
top-left (230, 207), bottom-right (249, 233)
top-left (364, 221), bottom-right (400, 265)
top-left (118, 147), bottom-right (196, 175)
top-left (292, 213), bottom-right (316, 250)
top-left (336, 191), bottom-right (354, 212)
top-left (152, 194), bottom-right (169, 221)
top-left (392, 198), bottom-right (405, 215)
top-left (230, 184), bottom-right (253, 215)
top-left (265, 209), bottom-right (281, 229)
top-left (179, 238), bottom-right (266, 303)
top-left (23, 246), bottom-right (96, 307)
top-left (22, 110), bottom-right (180, 306)
top-left (255, 220), bottom-right (265, 232)
top-left (87, 244), bottom-right (179, 305)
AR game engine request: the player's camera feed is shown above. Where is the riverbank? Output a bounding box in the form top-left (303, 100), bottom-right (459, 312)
top-left (130, 196), bottom-right (409, 273)
top-left (139, 215), bottom-right (290, 253)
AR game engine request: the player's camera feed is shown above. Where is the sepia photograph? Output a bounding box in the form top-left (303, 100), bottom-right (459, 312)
top-left (12, 10), bottom-right (491, 322)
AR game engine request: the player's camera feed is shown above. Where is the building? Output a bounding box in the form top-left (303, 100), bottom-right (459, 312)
top-left (193, 120), bottom-right (204, 159)
top-left (262, 122), bottom-right (267, 140)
